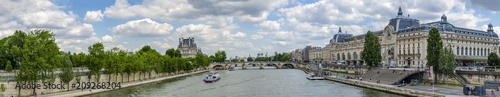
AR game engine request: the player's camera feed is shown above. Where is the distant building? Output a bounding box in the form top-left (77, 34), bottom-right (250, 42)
top-left (302, 46), bottom-right (312, 63)
top-left (178, 37), bottom-right (201, 58)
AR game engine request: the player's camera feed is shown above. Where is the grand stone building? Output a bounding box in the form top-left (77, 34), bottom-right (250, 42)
top-left (178, 37), bottom-right (202, 58)
top-left (330, 7), bottom-right (499, 67)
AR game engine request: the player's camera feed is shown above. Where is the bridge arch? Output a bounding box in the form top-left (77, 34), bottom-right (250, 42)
top-left (282, 63), bottom-right (295, 68)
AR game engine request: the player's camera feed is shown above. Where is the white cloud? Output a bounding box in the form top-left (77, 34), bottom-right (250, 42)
top-left (273, 41), bottom-right (288, 45)
top-left (0, 0), bottom-right (98, 53)
top-left (258, 20), bottom-right (280, 32)
top-left (103, 0), bottom-right (287, 22)
top-left (251, 34), bottom-right (263, 40)
top-left (111, 18), bottom-right (173, 37)
top-left (102, 35), bottom-right (114, 43)
top-left (232, 32), bottom-right (246, 38)
top-left (83, 10), bottom-right (104, 22)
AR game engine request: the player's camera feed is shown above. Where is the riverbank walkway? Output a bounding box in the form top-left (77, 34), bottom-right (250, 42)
top-left (327, 74), bottom-right (488, 97)
top-left (40, 70), bottom-right (208, 97)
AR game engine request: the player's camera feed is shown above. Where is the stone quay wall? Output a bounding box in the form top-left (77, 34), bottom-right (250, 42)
top-left (325, 76), bottom-right (445, 97)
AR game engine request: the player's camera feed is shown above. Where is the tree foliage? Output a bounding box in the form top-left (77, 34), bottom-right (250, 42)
top-left (438, 47), bottom-right (456, 75)
top-left (426, 28), bottom-right (443, 74)
top-left (272, 52), bottom-right (292, 61)
top-left (214, 51), bottom-right (227, 62)
top-left (59, 53), bottom-right (74, 91)
top-left (0, 29), bottom-right (215, 96)
top-left (488, 52), bottom-right (500, 66)
top-left (2, 30), bottom-right (61, 95)
top-left (88, 42), bottom-right (105, 82)
top-left (361, 31), bottom-right (382, 67)
top-left (247, 57), bottom-right (254, 61)
top-left (5, 61), bottom-right (12, 72)
top-left (165, 48), bottom-right (182, 58)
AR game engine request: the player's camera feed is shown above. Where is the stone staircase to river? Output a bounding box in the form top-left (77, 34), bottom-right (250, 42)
top-left (362, 68), bottom-right (423, 85)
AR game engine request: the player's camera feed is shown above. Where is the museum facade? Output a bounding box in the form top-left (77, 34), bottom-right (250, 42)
top-left (328, 7), bottom-right (499, 67)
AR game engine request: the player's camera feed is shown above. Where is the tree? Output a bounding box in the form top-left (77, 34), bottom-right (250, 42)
top-left (10, 30), bottom-right (61, 96)
top-left (247, 57), bottom-right (254, 61)
top-left (165, 48), bottom-right (182, 58)
top-left (361, 31), bottom-right (382, 67)
top-left (426, 28), bottom-right (443, 76)
top-left (209, 55), bottom-right (215, 62)
top-left (88, 42), bottom-right (105, 82)
top-left (214, 51), bottom-right (227, 62)
top-left (438, 47), bottom-right (456, 83)
top-left (5, 61), bottom-right (12, 72)
top-left (5, 61), bottom-right (12, 82)
top-left (59, 54), bottom-right (74, 91)
top-left (488, 52), bottom-right (500, 67)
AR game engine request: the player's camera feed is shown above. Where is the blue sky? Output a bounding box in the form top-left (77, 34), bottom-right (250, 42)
top-left (1, 0), bottom-right (500, 59)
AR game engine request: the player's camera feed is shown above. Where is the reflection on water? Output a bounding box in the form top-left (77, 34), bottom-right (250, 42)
top-left (83, 68), bottom-right (403, 97)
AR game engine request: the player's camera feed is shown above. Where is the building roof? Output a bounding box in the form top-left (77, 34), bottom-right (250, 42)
top-left (398, 21), bottom-right (498, 38)
top-left (334, 7), bottom-right (498, 43)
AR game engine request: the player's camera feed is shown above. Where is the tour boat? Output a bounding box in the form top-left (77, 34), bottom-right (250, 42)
top-left (307, 73), bottom-right (325, 80)
top-left (204, 71), bottom-right (221, 83)
top-left (307, 63), bottom-right (325, 80)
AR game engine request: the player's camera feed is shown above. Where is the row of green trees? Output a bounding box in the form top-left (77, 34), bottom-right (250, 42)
top-left (0, 30), bottom-right (216, 95)
top-left (272, 52), bottom-right (291, 61)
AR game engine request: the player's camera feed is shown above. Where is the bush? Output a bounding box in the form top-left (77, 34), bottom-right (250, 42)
top-left (1, 84), bottom-right (6, 92)
top-left (410, 82), bottom-right (417, 86)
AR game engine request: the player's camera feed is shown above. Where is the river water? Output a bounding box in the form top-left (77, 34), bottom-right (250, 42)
top-left (83, 67), bottom-right (403, 97)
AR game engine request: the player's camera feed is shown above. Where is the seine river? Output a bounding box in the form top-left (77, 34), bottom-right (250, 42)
top-left (83, 67), bottom-right (403, 97)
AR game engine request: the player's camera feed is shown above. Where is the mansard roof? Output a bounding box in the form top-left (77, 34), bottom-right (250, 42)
top-left (343, 30), bottom-right (383, 42)
top-left (398, 21), bottom-right (498, 38)
top-left (332, 33), bottom-right (353, 43)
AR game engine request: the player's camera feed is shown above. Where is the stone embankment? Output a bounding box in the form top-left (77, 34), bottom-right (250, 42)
top-left (325, 76), bottom-right (445, 97)
top-left (5, 70), bottom-right (208, 97)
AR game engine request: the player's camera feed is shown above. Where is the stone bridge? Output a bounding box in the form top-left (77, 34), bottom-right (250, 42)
top-left (209, 61), bottom-right (298, 70)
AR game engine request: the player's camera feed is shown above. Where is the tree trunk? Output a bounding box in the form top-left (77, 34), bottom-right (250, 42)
top-left (32, 81), bottom-right (36, 96)
top-left (109, 73), bottom-right (112, 82)
top-left (138, 72), bottom-right (141, 81)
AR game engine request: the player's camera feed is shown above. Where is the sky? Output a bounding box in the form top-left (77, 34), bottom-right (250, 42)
top-left (1, 0), bottom-right (500, 59)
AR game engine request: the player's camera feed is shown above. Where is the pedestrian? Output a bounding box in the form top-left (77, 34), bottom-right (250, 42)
top-left (393, 70), bottom-right (395, 73)
top-left (492, 90), bottom-right (495, 95)
top-left (377, 71), bottom-right (379, 74)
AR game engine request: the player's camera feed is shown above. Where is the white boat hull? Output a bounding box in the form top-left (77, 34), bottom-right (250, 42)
top-left (307, 76), bottom-right (325, 80)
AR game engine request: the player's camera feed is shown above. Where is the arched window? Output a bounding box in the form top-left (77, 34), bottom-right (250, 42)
top-left (465, 47), bottom-right (468, 55)
top-left (473, 48), bottom-right (476, 56)
top-left (476, 48), bottom-right (479, 56)
top-left (461, 47), bottom-right (464, 55)
top-left (481, 48), bottom-right (483, 56)
top-left (337, 53), bottom-right (340, 60)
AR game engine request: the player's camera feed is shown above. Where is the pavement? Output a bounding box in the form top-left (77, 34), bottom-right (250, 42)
top-left (38, 70), bottom-right (208, 97)
top-left (330, 73), bottom-right (485, 97)
top-left (402, 84), bottom-right (500, 97)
